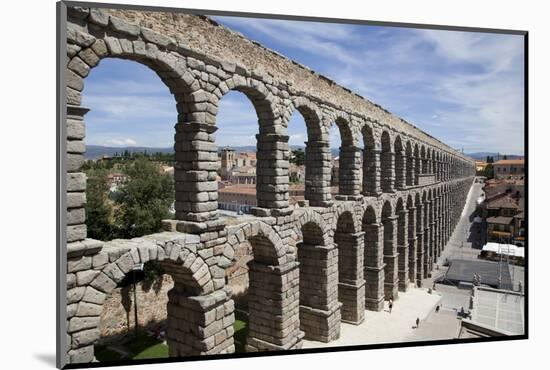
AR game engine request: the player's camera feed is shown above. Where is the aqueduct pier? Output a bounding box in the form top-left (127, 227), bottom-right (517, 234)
top-left (63, 6), bottom-right (476, 364)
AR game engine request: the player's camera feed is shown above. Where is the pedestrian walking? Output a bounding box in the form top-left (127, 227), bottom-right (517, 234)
top-left (388, 298), bottom-right (393, 314)
top-left (415, 317), bottom-right (420, 328)
top-left (435, 304), bottom-right (440, 313)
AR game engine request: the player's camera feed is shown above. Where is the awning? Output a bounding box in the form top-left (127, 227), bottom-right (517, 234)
top-left (482, 242), bottom-right (524, 258)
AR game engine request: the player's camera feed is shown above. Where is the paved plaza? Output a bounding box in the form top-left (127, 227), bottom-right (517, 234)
top-left (302, 287), bottom-right (457, 348)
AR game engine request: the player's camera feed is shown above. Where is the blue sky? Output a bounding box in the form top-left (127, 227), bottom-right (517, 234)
top-left (83, 16), bottom-right (525, 154)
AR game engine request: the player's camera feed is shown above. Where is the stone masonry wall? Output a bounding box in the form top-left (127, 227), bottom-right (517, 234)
top-left (98, 274), bottom-right (174, 344)
top-left (63, 5), bottom-right (477, 366)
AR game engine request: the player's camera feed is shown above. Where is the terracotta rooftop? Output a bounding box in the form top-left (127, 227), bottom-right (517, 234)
top-left (486, 216), bottom-right (514, 225)
top-left (493, 159), bottom-right (524, 165)
top-left (487, 195), bottom-right (519, 209)
top-left (218, 185), bottom-right (256, 195)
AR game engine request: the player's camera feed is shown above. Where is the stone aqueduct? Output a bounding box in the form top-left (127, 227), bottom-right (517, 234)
top-left (63, 6), bottom-right (476, 364)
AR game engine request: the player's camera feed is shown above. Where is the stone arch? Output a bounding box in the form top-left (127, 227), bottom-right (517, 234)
top-left (395, 197), bottom-right (409, 291)
top-left (362, 205), bottom-right (384, 311)
top-left (420, 145), bottom-right (427, 175)
top-left (294, 210), bottom-right (330, 246)
top-left (362, 124), bottom-right (380, 196)
top-left (225, 222), bottom-right (301, 351)
top-left (67, 236), bottom-right (237, 361)
top-left (436, 151), bottom-right (443, 181)
top-left (333, 202), bottom-right (361, 234)
top-left (335, 211), bottom-right (365, 324)
top-left (331, 112), bottom-right (355, 146)
top-left (423, 188), bottom-right (434, 276)
top-left (381, 200), bottom-right (398, 300)
top-left (331, 113), bottom-right (362, 198)
top-left (405, 140), bottom-right (414, 187)
top-left (66, 18), bottom-right (203, 234)
top-left (414, 142), bottom-right (421, 185)
top-left (394, 135), bottom-right (406, 190)
top-left (415, 191), bottom-right (425, 284)
top-left (426, 147), bottom-right (433, 175)
top-left (225, 221), bottom-right (289, 266)
top-left (405, 194), bottom-right (417, 286)
top-left (287, 97), bottom-right (332, 207)
top-left (297, 213), bottom-right (341, 341)
top-left (215, 78), bottom-right (287, 213)
top-left (215, 76), bottom-right (280, 130)
top-left (380, 131), bottom-right (395, 193)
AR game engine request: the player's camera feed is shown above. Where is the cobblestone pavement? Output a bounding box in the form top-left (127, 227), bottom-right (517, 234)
top-left (406, 307), bottom-right (461, 342)
top-left (302, 286), bottom-right (443, 348)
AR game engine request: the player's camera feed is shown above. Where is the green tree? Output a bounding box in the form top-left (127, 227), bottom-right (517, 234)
top-left (85, 169), bottom-right (114, 241)
top-left (503, 154), bottom-right (508, 160)
top-left (114, 157), bottom-right (174, 238)
top-left (290, 148), bottom-right (305, 166)
top-left (483, 163), bottom-right (494, 179)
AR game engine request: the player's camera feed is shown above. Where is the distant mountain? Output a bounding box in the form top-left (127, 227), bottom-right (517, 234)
top-left (87, 145), bottom-right (519, 162)
top-left (464, 152), bottom-right (524, 161)
top-left (85, 144), bottom-right (342, 160)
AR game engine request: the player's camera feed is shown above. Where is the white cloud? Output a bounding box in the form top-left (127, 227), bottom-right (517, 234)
top-left (104, 138), bottom-right (138, 147)
top-left (216, 17), bottom-right (362, 66)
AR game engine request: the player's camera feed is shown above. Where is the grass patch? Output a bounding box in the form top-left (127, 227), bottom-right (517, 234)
top-left (234, 311), bottom-right (249, 353)
top-left (95, 331), bottom-right (168, 362)
top-left (127, 333), bottom-right (168, 360)
top-left (131, 342), bottom-right (168, 360)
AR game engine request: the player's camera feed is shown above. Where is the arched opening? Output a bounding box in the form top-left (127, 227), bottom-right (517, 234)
top-left (435, 151), bottom-right (441, 181)
top-left (288, 102), bottom-right (330, 207)
top-left (244, 233), bottom-right (301, 351)
top-left (335, 211), bottom-right (365, 324)
top-left (94, 260), bottom-right (172, 361)
top-left (332, 117), bottom-right (361, 199)
top-left (216, 91), bottom-right (263, 216)
top-left (380, 131), bottom-right (394, 193)
top-left (414, 143), bottom-right (421, 185)
top-left (382, 201), bottom-right (398, 300)
top-left (215, 84), bottom-right (283, 217)
top-left (395, 198), bottom-right (409, 291)
top-left (224, 238), bottom-right (253, 353)
top-left (81, 58), bottom-right (177, 242)
top-left (426, 148), bottom-right (433, 176)
top-left (406, 195), bottom-right (417, 287)
top-left (415, 193), bottom-right (424, 286)
top-left (422, 190), bottom-right (431, 278)
top-left (394, 136), bottom-right (406, 190)
top-left (421, 145), bottom-right (427, 175)
top-left (297, 220), bottom-right (341, 342)
top-left (76, 240), bottom-right (230, 362)
top-left (405, 141), bottom-right (414, 187)
top-left (434, 187), bottom-right (444, 263)
top-left (362, 126), bottom-right (380, 196)
top-left (362, 206), bottom-right (384, 311)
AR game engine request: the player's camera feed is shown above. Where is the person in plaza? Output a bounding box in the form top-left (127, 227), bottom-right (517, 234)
top-left (436, 304), bottom-right (440, 313)
top-left (388, 298), bottom-right (393, 314)
top-left (415, 317), bottom-right (420, 328)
